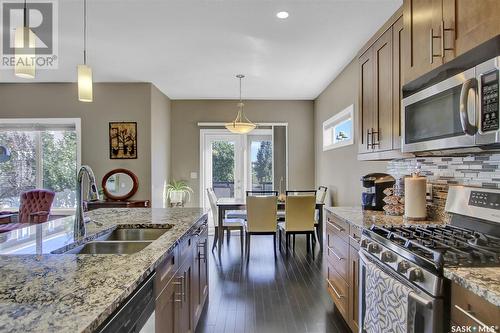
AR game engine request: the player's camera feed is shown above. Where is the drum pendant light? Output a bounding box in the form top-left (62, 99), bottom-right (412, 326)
top-left (77, 0), bottom-right (93, 102)
top-left (15, 0), bottom-right (35, 78)
top-left (225, 74), bottom-right (256, 134)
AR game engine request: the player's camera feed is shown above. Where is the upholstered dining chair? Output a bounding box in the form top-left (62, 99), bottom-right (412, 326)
top-left (245, 192), bottom-right (278, 259)
top-left (278, 193), bottom-right (316, 255)
top-left (0, 189), bottom-right (56, 224)
top-left (207, 188), bottom-right (245, 253)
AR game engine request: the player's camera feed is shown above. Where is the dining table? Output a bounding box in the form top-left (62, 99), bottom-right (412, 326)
top-left (216, 198), bottom-right (325, 257)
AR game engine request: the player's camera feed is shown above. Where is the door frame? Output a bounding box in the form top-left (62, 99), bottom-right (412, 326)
top-left (200, 129), bottom-right (245, 209)
top-left (199, 125), bottom-right (288, 208)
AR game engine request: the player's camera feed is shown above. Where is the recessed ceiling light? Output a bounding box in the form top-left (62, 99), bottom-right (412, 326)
top-left (276, 11), bottom-right (289, 19)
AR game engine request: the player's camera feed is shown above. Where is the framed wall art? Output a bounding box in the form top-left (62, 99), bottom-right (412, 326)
top-left (109, 122), bottom-right (137, 159)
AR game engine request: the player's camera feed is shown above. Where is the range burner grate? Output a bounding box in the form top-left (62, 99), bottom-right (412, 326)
top-left (368, 224), bottom-right (500, 268)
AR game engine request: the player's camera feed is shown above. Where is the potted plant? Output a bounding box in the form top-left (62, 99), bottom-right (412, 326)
top-left (166, 180), bottom-right (193, 206)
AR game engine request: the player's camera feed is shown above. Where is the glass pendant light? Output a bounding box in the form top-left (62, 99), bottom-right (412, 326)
top-left (225, 74), bottom-right (256, 134)
top-left (77, 0), bottom-right (93, 102)
top-left (15, 0), bottom-right (35, 79)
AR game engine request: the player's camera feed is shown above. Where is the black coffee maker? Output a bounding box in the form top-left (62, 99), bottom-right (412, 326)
top-left (361, 173), bottom-right (395, 211)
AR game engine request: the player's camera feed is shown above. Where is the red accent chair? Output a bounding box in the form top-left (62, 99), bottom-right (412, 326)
top-left (0, 189), bottom-right (56, 232)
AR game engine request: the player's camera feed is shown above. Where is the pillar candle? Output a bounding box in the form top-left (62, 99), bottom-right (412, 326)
top-left (404, 175), bottom-right (427, 219)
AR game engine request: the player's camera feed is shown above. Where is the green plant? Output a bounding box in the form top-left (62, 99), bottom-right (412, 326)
top-left (166, 180), bottom-right (194, 203)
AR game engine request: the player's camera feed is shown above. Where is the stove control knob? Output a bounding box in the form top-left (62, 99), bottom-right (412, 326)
top-left (381, 251), bottom-right (396, 263)
top-left (360, 239), bottom-right (369, 249)
top-left (408, 268), bottom-right (424, 282)
top-left (397, 260), bottom-right (411, 273)
top-left (367, 243), bottom-right (381, 254)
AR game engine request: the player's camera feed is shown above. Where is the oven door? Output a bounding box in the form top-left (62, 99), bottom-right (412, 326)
top-left (402, 68), bottom-right (477, 153)
top-left (359, 251), bottom-right (444, 333)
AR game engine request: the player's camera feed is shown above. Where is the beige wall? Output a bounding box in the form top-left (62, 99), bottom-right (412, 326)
top-left (150, 85), bottom-right (172, 208)
top-left (0, 82), bottom-right (171, 205)
top-left (171, 100), bottom-right (315, 206)
top-left (314, 60), bottom-right (387, 207)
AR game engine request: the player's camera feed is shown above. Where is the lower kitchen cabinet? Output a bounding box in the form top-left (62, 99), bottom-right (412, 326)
top-left (450, 281), bottom-right (500, 330)
top-left (156, 219), bottom-right (208, 333)
top-left (324, 212), bottom-right (361, 331)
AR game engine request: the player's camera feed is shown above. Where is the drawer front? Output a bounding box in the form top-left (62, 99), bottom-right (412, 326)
top-left (326, 262), bottom-right (349, 319)
top-left (451, 282), bottom-right (500, 329)
top-left (325, 235), bottom-right (349, 281)
top-left (155, 250), bottom-right (178, 297)
top-left (326, 214), bottom-right (349, 241)
top-left (349, 225), bottom-right (362, 250)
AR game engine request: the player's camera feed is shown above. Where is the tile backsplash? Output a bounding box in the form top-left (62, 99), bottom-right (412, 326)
top-left (387, 153), bottom-right (500, 188)
top-left (387, 153), bottom-right (500, 222)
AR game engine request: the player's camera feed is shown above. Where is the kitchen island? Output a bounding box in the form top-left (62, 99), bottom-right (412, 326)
top-left (0, 208), bottom-right (208, 333)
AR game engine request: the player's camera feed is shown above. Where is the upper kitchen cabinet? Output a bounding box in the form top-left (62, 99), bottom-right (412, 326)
top-left (451, 0), bottom-right (500, 56)
top-left (403, 0), bottom-right (500, 84)
top-left (402, 0), bottom-right (444, 84)
top-left (357, 10), bottom-right (406, 160)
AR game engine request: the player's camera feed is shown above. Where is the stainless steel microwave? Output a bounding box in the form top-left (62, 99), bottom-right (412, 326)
top-left (402, 57), bottom-right (500, 153)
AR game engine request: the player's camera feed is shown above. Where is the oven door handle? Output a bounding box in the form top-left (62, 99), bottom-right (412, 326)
top-left (460, 78), bottom-right (478, 136)
top-left (359, 250), bottom-right (433, 310)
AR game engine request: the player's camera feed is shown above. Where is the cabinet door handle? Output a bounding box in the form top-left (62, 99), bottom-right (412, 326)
top-left (441, 20), bottom-right (454, 56)
top-left (326, 279), bottom-right (345, 299)
top-left (327, 219), bottom-right (344, 232)
top-left (366, 128), bottom-right (372, 149)
top-left (429, 28), bottom-right (442, 63)
top-left (371, 128), bottom-right (380, 147)
top-left (328, 246), bottom-right (344, 261)
top-left (349, 235), bottom-right (360, 244)
top-left (454, 305), bottom-right (491, 330)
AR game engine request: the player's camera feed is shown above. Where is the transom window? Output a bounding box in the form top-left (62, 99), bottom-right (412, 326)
top-left (0, 119), bottom-right (81, 213)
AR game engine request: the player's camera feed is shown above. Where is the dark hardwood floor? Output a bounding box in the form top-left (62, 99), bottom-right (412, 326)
top-left (195, 233), bottom-right (351, 333)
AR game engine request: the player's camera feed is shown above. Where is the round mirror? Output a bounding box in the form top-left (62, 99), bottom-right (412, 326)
top-left (102, 168), bottom-right (138, 200)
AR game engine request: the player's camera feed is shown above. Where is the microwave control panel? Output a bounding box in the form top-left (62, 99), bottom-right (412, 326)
top-left (480, 70), bottom-right (499, 132)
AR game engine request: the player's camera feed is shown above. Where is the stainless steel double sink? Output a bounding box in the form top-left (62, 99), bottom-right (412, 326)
top-left (53, 227), bottom-right (171, 255)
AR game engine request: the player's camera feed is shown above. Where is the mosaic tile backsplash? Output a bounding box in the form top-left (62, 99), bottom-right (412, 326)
top-left (387, 152), bottom-right (500, 222)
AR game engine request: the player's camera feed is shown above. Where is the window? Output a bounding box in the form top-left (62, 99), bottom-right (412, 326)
top-left (248, 133), bottom-right (273, 191)
top-left (323, 105), bottom-right (354, 151)
top-left (0, 119), bottom-right (81, 213)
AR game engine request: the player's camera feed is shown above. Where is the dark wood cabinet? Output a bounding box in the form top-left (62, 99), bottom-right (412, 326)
top-left (358, 49), bottom-right (375, 155)
top-left (450, 282), bottom-right (500, 330)
top-left (402, 0), bottom-right (443, 84)
top-left (348, 246), bottom-right (360, 332)
top-left (86, 199), bottom-right (150, 210)
top-left (403, 0), bottom-right (500, 84)
top-left (357, 11), bottom-right (405, 160)
top-left (155, 218), bottom-right (208, 333)
top-left (324, 212), bottom-right (360, 332)
top-left (192, 224), bottom-right (208, 326)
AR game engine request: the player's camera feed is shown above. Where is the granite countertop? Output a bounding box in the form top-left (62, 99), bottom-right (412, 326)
top-left (324, 206), bottom-right (441, 229)
top-left (444, 267), bottom-right (500, 307)
top-left (325, 206), bottom-right (500, 307)
top-left (0, 208), bottom-right (208, 333)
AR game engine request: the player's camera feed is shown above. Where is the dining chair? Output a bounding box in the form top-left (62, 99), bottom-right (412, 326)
top-left (314, 186), bottom-right (328, 240)
top-left (245, 192), bottom-right (278, 259)
top-left (206, 188), bottom-right (245, 253)
top-left (278, 193), bottom-right (316, 255)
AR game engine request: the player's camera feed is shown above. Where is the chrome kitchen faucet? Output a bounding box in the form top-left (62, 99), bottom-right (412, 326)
top-left (74, 165), bottom-right (100, 241)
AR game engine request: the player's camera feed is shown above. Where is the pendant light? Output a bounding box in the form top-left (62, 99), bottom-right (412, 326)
top-left (225, 74), bottom-right (256, 134)
top-left (14, 0), bottom-right (35, 78)
top-left (77, 0), bottom-right (93, 102)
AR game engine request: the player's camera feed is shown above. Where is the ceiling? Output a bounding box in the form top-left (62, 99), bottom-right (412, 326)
top-left (0, 0), bottom-right (402, 100)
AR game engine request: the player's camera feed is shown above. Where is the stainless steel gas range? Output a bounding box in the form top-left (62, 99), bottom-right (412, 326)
top-left (359, 186), bottom-right (500, 333)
